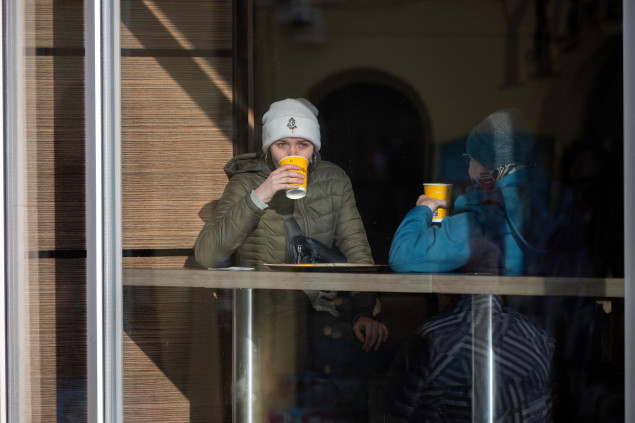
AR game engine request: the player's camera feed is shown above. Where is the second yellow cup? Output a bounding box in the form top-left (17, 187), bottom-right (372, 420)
top-left (279, 155), bottom-right (308, 199)
top-left (423, 183), bottom-right (453, 222)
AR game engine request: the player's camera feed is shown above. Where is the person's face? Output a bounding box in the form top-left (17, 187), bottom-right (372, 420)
top-left (467, 155), bottom-right (489, 180)
top-left (270, 137), bottom-right (315, 166)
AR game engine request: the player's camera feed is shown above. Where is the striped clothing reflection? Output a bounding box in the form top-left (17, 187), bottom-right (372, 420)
top-left (385, 295), bottom-right (554, 422)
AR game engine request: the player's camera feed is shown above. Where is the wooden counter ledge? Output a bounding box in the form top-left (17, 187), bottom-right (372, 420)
top-left (123, 268), bottom-right (625, 298)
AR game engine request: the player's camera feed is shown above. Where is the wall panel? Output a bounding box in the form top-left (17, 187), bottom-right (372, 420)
top-left (121, 1), bottom-right (236, 422)
top-left (22, 0), bottom-right (87, 420)
top-left (121, 1), bottom-right (234, 266)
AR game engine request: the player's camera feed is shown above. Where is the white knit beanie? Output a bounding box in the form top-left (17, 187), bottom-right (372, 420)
top-left (261, 98), bottom-right (321, 152)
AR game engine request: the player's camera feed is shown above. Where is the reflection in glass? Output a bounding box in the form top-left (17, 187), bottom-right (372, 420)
top-left (388, 107), bottom-right (590, 277)
top-left (117, 0), bottom-right (625, 422)
top-left (5, 0), bottom-right (88, 419)
top-left (384, 295), bottom-right (554, 422)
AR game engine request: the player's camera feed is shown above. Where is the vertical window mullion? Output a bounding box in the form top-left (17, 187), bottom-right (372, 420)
top-left (4, 0), bottom-right (27, 421)
top-left (103, 0), bottom-right (123, 420)
top-left (86, 0), bottom-right (122, 421)
top-left (1, 0), bottom-right (6, 420)
top-left (85, 0), bottom-right (104, 417)
top-left (625, 0), bottom-right (635, 420)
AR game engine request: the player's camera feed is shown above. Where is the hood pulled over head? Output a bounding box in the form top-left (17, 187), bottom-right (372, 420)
top-left (466, 108), bottom-right (537, 170)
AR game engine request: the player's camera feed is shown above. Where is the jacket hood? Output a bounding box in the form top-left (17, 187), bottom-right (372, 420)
top-left (224, 151), bottom-right (322, 178)
top-left (224, 153), bottom-right (268, 178)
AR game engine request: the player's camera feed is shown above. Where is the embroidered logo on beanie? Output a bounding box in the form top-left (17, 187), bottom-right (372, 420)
top-left (287, 117), bottom-right (297, 133)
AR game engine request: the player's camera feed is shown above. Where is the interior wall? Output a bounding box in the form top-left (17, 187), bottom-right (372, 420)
top-left (253, 0), bottom-right (624, 274)
top-left (253, 0), bottom-right (623, 164)
top-left (121, 0), bottom-right (234, 269)
top-left (25, 0), bottom-right (86, 419)
top-left (120, 1), bottom-right (236, 421)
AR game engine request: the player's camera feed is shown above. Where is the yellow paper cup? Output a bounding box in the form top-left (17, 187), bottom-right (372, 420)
top-left (423, 183), bottom-right (453, 222)
top-left (278, 155), bottom-right (308, 199)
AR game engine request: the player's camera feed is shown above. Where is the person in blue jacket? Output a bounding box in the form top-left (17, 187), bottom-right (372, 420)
top-left (388, 108), bottom-right (589, 277)
top-left (385, 108), bottom-right (609, 422)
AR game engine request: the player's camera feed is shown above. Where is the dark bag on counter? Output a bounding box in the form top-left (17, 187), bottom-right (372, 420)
top-left (283, 214), bottom-right (346, 264)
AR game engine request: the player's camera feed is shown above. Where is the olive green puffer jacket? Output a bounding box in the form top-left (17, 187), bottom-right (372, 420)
top-left (194, 152), bottom-right (374, 268)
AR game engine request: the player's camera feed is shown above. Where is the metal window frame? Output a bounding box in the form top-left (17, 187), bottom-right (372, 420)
top-left (1, 0), bottom-right (6, 421)
top-left (2, 0), bottom-right (123, 419)
top-left (85, 0), bottom-right (122, 421)
top-left (624, 0), bottom-right (634, 420)
top-left (4, 0), bottom-right (27, 420)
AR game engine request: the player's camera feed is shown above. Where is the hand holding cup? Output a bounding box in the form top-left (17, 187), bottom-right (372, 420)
top-left (417, 195), bottom-right (447, 210)
top-left (421, 183), bottom-right (453, 222)
top-left (278, 156), bottom-right (308, 199)
top-left (253, 156), bottom-right (308, 203)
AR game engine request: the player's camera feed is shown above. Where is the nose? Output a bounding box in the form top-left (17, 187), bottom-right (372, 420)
top-left (289, 145), bottom-right (298, 156)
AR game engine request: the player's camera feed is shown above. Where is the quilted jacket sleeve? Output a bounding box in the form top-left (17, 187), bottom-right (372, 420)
top-left (194, 176), bottom-right (265, 268)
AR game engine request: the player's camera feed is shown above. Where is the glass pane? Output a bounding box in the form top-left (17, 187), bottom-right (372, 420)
top-left (252, 1), bottom-right (624, 276)
top-left (120, 1), bottom-right (625, 423)
top-left (244, 1), bottom-right (624, 421)
top-left (8, 0), bottom-right (87, 419)
top-left (120, 0), bottom-right (234, 420)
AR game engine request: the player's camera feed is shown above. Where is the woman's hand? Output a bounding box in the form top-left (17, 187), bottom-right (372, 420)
top-left (416, 195), bottom-right (447, 213)
top-left (253, 164), bottom-right (305, 204)
top-left (354, 316), bottom-right (389, 352)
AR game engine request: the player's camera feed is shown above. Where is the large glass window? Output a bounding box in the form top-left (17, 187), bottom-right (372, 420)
top-left (5, 0), bottom-right (87, 420)
top-left (3, 0), bottom-right (629, 422)
top-left (121, 1), bottom-right (626, 422)
top-left (243, 1), bottom-right (625, 421)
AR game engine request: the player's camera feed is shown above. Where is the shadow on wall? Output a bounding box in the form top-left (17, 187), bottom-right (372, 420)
top-left (124, 285), bottom-right (233, 422)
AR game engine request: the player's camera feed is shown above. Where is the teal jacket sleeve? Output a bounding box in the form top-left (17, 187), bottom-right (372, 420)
top-left (388, 206), bottom-right (475, 273)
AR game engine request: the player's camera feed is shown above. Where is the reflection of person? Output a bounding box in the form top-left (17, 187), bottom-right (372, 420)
top-left (194, 98), bottom-right (389, 417)
top-left (384, 294), bottom-right (555, 422)
top-left (387, 108), bottom-right (600, 421)
top-left (389, 108), bottom-right (588, 277)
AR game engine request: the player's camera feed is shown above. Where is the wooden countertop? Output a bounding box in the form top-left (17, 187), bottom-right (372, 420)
top-left (123, 268), bottom-right (625, 298)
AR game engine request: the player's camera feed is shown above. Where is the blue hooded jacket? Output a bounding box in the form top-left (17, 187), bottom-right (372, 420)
top-left (388, 166), bottom-right (589, 276)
